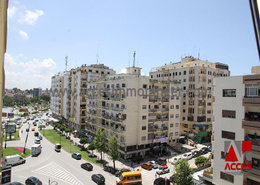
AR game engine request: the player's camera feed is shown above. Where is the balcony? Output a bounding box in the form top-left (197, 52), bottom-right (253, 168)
top-left (245, 134), bottom-right (260, 155)
top-left (112, 107), bottom-right (121, 112)
top-left (243, 74), bottom-right (260, 84)
top-left (149, 108), bottom-right (157, 113)
top-left (243, 112), bottom-right (260, 130)
top-left (243, 96), bottom-right (260, 107)
top-left (243, 168), bottom-right (260, 180)
top-left (162, 108), bottom-right (169, 112)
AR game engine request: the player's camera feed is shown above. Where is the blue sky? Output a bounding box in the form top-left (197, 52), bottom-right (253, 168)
top-left (5, 0), bottom-right (259, 89)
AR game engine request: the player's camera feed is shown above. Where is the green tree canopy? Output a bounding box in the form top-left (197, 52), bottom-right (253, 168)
top-left (3, 96), bottom-right (15, 107)
top-left (195, 156), bottom-right (209, 166)
top-left (94, 128), bottom-right (107, 161)
top-left (174, 159), bottom-right (193, 185)
top-left (39, 95), bottom-right (50, 102)
top-left (108, 136), bottom-right (120, 170)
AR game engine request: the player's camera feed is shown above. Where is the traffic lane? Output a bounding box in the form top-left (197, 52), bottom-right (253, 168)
top-left (54, 147), bottom-right (117, 185)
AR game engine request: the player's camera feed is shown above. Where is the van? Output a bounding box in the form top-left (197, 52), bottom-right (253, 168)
top-left (55, 144), bottom-right (61, 152)
top-left (31, 144), bottom-right (42, 156)
top-left (4, 154), bottom-right (26, 166)
top-left (116, 171), bottom-right (142, 185)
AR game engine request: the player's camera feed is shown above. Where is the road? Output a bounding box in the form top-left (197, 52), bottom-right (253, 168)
top-left (8, 114), bottom-right (118, 185)
top-left (6, 112), bottom-right (210, 185)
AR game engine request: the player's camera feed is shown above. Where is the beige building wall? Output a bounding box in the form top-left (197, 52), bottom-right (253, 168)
top-left (0, 0), bottom-right (8, 179)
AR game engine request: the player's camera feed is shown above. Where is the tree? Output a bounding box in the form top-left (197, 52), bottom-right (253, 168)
top-left (108, 136), bottom-right (120, 170)
top-left (174, 159), bottom-right (193, 185)
top-left (94, 128), bottom-right (107, 161)
top-left (79, 137), bottom-right (88, 149)
top-left (195, 156), bottom-right (209, 166)
top-left (39, 95), bottom-right (50, 102)
top-left (30, 97), bottom-right (39, 103)
top-left (88, 142), bottom-right (96, 154)
top-left (3, 96), bottom-right (15, 107)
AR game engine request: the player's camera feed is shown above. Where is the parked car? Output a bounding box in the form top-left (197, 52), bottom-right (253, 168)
top-left (148, 161), bottom-right (158, 169)
top-left (156, 165), bottom-right (170, 175)
top-left (115, 168), bottom-right (131, 177)
top-left (141, 162), bottom-right (153, 170)
top-left (103, 165), bottom-right (118, 174)
top-left (31, 128), bottom-right (35, 131)
top-left (26, 128), bottom-right (29, 132)
top-left (34, 132), bottom-right (39, 137)
top-left (192, 151), bottom-right (200, 158)
top-left (182, 152), bottom-right (192, 160)
top-left (71, 153), bottom-right (81, 160)
top-left (81, 163), bottom-right (93, 171)
top-left (91, 174), bottom-right (105, 184)
top-left (154, 177), bottom-right (171, 185)
top-left (199, 147), bottom-right (209, 155)
top-left (37, 135), bottom-right (43, 140)
top-left (25, 176), bottom-right (42, 185)
top-left (156, 157), bottom-right (167, 165)
top-left (170, 157), bottom-right (181, 165)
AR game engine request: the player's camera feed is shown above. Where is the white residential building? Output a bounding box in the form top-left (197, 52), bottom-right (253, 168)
top-left (213, 66), bottom-right (260, 185)
top-left (150, 56), bottom-right (230, 144)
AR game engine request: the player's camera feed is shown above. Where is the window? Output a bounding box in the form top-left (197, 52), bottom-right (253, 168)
top-left (142, 116), bottom-right (146, 120)
top-left (183, 117), bottom-right (186, 121)
top-left (143, 84), bottom-right (147, 89)
top-left (175, 123), bottom-right (179, 127)
top-left (179, 72), bottom-right (181, 75)
top-left (142, 126), bottom-right (146, 130)
top-left (170, 105), bottom-right (174, 109)
top-left (170, 124), bottom-right (173, 127)
top-left (207, 110), bottom-right (211, 114)
top-left (222, 110), bottom-right (236, 118)
top-left (175, 132), bottom-right (179, 136)
top-left (183, 79), bottom-right (186, 82)
top-left (220, 172), bottom-right (234, 183)
top-left (221, 151), bottom-right (227, 159)
top-left (183, 109), bottom-right (186, 113)
top-left (207, 118), bottom-right (211, 122)
top-left (207, 102), bottom-right (211, 106)
top-left (246, 86), bottom-right (258, 97)
top-left (170, 114), bottom-right (174, 118)
top-left (176, 114), bottom-right (179, 118)
top-left (142, 105), bottom-right (147, 109)
top-left (223, 89), bottom-right (236, 97)
top-left (176, 105), bottom-right (179, 109)
top-left (122, 83), bottom-right (126, 88)
top-left (222, 131), bottom-right (235, 140)
top-left (184, 70), bottom-right (186, 75)
top-left (183, 86), bottom-right (186, 90)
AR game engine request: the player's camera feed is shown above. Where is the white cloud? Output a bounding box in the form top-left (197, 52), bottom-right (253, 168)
top-left (4, 53), bottom-right (57, 89)
top-left (8, 6), bottom-right (17, 18)
top-left (19, 30), bottom-right (29, 39)
top-left (19, 10), bottom-right (44, 25)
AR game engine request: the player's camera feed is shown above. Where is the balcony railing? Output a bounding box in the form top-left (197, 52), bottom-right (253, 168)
top-left (243, 96), bottom-right (260, 106)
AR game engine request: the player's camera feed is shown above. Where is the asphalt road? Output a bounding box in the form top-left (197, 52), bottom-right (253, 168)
top-left (8, 115), bottom-right (118, 185)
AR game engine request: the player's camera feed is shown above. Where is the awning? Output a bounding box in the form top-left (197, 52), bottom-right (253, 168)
top-left (193, 124), bottom-right (206, 127)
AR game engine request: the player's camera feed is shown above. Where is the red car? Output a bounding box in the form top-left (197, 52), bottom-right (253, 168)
top-left (141, 162), bottom-right (153, 170)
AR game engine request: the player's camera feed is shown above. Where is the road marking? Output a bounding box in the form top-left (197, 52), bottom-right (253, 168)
top-left (32, 162), bottom-right (83, 185)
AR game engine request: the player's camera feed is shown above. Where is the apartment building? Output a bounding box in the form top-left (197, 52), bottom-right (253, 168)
top-left (86, 66), bottom-right (150, 159)
top-left (213, 66), bottom-right (260, 185)
top-left (150, 56), bottom-right (230, 143)
top-left (51, 64), bottom-right (115, 131)
top-left (148, 79), bottom-right (181, 148)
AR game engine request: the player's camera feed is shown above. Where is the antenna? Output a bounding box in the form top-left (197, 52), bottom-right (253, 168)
top-left (198, 48), bottom-right (200, 60)
top-left (128, 51), bottom-right (130, 67)
top-left (97, 54), bottom-right (99, 64)
top-left (133, 51), bottom-right (136, 67)
top-left (65, 56), bottom-right (68, 71)
top-left (97, 44), bottom-right (99, 64)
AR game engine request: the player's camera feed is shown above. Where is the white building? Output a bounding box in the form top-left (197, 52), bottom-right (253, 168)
top-left (150, 56), bottom-right (230, 144)
top-left (213, 66), bottom-right (260, 185)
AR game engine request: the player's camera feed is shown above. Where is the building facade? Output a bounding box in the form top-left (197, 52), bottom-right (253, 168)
top-left (149, 56), bottom-right (230, 143)
top-left (213, 66), bottom-right (260, 185)
top-left (33, 88), bottom-right (42, 97)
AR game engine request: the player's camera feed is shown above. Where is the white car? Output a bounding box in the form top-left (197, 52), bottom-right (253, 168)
top-left (182, 152), bottom-right (192, 160)
top-left (170, 157), bottom-right (181, 165)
